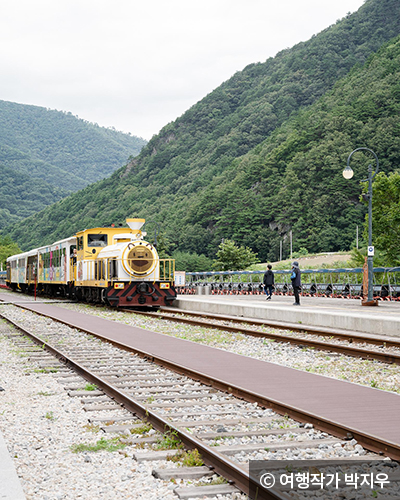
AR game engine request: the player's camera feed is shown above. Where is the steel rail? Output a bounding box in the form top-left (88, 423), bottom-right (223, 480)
top-left (2, 305), bottom-right (400, 463)
top-left (125, 308), bottom-right (400, 365)
top-left (148, 307), bottom-right (400, 347)
top-left (0, 312), bottom-right (287, 500)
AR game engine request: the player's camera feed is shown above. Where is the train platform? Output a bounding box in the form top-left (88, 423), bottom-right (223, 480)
top-left (0, 294), bottom-right (399, 461)
top-left (174, 294), bottom-right (400, 337)
top-left (0, 429), bottom-right (26, 499)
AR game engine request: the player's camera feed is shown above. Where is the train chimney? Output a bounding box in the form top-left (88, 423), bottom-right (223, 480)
top-left (126, 218), bottom-right (145, 231)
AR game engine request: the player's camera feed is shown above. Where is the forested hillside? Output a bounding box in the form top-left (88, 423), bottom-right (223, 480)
top-left (187, 36), bottom-right (400, 260)
top-left (0, 100), bottom-right (146, 228)
top-left (5, 0), bottom-right (400, 261)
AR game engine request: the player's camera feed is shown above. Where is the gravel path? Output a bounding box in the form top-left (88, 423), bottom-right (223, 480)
top-left (0, 320), bottom-right (179, 500)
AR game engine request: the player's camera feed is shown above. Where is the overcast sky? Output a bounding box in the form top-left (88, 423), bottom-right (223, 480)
top-left (1, 0), bottom-right (365, 140)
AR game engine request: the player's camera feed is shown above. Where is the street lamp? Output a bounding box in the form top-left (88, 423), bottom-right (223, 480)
top-left (343, 147), bottom-right (379, 306)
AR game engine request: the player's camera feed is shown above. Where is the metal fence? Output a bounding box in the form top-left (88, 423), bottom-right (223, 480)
top-left (180, 268), bottom-right (400, 300)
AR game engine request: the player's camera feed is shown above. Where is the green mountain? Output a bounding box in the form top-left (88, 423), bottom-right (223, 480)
top-left (0, 100), bottom-right (146, 228)
top-left (5, 0), bottom-right (400, 261)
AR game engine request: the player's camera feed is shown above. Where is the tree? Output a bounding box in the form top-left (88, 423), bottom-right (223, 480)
top-left (213, 239), bottom-right (259, 271)
top-left (0, 235), bottom-right (21, 268)
top-left (172, 251), bottom-right (213, 272)
top-left (367, 171), bottom-right (400, 265)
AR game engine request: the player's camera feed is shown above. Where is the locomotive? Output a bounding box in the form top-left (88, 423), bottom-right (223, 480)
top-left (6, 218), bottom-right (177, 307)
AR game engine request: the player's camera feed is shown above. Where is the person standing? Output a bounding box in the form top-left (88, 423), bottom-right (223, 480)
top-left (263, 264), bottom-right (274, 300)
top-left (291, 261), bottom-right (301, 305)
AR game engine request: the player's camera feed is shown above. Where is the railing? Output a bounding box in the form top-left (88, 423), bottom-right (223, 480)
top-left (181, 268), bottom-right (400, 299)
top-left (159, 259), bottom-right (175, 282)
top-left (73, 258), bottom-right (175, 283)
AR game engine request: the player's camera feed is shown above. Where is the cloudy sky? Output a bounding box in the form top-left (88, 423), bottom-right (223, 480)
top-left (1, 0), bottom-right (365, 140)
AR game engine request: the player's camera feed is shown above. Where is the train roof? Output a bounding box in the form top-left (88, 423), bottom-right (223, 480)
top-left (7, 247), bottom-right (39, 262)
top-left (7, 236), bottom-right (76, 262)
top-left (36, 235), bottom-right (76, 252)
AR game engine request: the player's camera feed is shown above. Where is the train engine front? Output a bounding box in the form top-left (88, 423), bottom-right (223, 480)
top-left (74, 218), bottom-right (176, 307)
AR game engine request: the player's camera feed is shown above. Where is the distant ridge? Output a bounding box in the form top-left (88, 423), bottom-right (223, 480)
top-left (0, 100), bottom-right (146, 228)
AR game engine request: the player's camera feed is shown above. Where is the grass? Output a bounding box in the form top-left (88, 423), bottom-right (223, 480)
top-left (83, 423), bottom-right (101, 433)
top-left (70, 437), bottom-right (126, 453)
top-left (210, 435), bottom-right (234, 444)
top-left (130, 423), bottom-right (153, 435)
top-left (33, 367), bottom-right (59, 374)
top-left (167, 448), bottom-right (204, 467)
top-left (83, 383), bottom-right (97, 391)
top-left (45, 411), bottom-right (56, 421)
top-left (196, 476), bottom-right (227, 487)
top-left (10, 348), bottom-right (28, 357)
top-left (155, 431), bottom-right (183, 450)
top-left (276, 415), bottom-right (291, 429)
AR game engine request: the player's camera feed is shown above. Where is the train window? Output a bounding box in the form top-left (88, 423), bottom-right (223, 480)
top-left (88, 234), bottom-right (108, 247)
top-left (43, 252), bottom-right (50, 268)
top-left (77, 237), bottom-right (84, 251)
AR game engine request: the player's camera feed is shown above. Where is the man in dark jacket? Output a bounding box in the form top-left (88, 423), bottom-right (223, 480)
top-left (263, 264), bottom-right (274, 300)
top-left (291, 261), bottom-right (301, 305)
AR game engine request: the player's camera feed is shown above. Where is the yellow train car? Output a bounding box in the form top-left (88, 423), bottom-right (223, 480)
top-left (7, 218), bottom-right (176, 308)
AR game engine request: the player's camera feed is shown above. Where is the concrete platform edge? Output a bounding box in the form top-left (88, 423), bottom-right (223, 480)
top-left (174, 297), bottom-right (400, 337)
top-left (0, 429), bottom-right (26, 499)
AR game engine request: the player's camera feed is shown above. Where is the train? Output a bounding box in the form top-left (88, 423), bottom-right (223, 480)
top-left (0, 270), bottom-right (6, 288)
top-left (6, 218), bottom-right (177, 308)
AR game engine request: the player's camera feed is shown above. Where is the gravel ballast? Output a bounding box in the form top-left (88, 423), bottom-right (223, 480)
top-left (0, 310), bottom-right (248, 500)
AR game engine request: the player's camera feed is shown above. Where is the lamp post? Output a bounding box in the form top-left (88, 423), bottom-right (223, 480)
top-left (343, 147), bottom-right (379, 305)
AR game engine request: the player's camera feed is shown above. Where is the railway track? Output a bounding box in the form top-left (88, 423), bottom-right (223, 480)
top-left (1, 302), bottom-right (400, 499)
top-left (3, 290), bottom-right (400, 365)
top-left (128, 307), bottom-right (400, 366)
